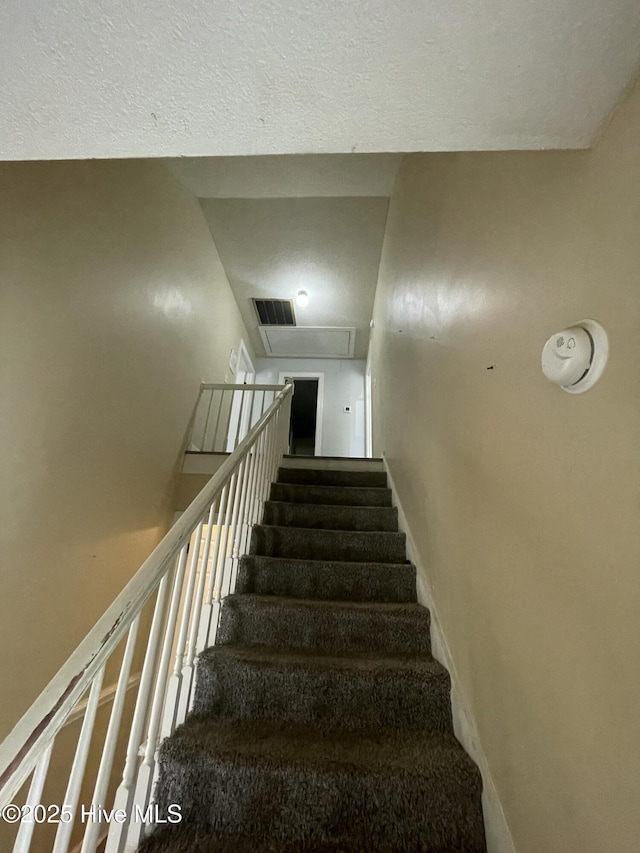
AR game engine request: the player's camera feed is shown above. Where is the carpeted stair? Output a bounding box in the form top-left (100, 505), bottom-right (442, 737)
top-left (139, 460), bottom-right (487, 852)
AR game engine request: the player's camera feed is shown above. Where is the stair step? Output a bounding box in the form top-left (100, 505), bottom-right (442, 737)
top-left (139, 826), bottom-right (359, 852)
top-left (154, 718), bottom-right (486, 851)
top-left (269, 482), bottom-right (392, 507)
top-left (281, 455), bottom-right (384, 472)
top-left (193, 644), bottom-right (452, 733)
top-left (217, 595), bottom-right (432, 655)
top-left (262, 501), bottom-right (398, 532)
top-left (251, 525), bottom-right (406, 563)
top-left (278, 467), bottom-right (388, 488)
top-left (235, 555), bottom-right (417, 603)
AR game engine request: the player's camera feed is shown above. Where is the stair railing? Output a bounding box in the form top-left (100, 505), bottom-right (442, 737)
top-left (0, 383), bottom-right (294, 853)
top-left (191, 383), bottom-right (285, 453)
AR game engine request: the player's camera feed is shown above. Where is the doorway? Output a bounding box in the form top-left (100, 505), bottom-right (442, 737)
top-left (278, 372), bottom-right (324, 456)
top-left (365, 348), bottom-right (373, 458)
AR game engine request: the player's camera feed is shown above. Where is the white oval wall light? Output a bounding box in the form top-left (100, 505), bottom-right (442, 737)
top-left (296, 290), bottom-right (309, 307)
top-left (541, 319), bottom-right (608, 394)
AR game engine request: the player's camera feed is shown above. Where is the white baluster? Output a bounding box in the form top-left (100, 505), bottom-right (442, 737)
top-left (51, 669), bottom-right (105, 853)
top-left (201, 389), bottom-right (214, 452)
top-left (251, 430), bottom-right (268, 527)
top-left (262, 421), bottom-right (277, 503)
top-left (227, 458), bottom-right (250, 593)
top-left (239, 446), bottom-right (260, 557)
top-left (232, 388), bottom-right (250, 450)
top-left (124, 547), bottom-right (189, 850)
top-left (12, 741), bottom-right (54, 853)
top-left (206, 472), bottom-right (238, 646)
top-left (178, 501), bottom-right (217, 720)
top-left (162, 522), bottom-right (204, 737)
top-left (196, 488), bottom-right (227, 653)
top-left (212, 389), bottom-right (224, 453)
top-left (80, 621), bottom-right (139, 853)
top-left (105, 574), bottom-right (171, 853)
top-left (216, 473), bottom-right (238, 595)
top-left (223, 389), bottom-right (235, 451)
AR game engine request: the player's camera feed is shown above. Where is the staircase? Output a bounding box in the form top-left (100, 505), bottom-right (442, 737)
top-left (139, 458), bottom-right (487, 852)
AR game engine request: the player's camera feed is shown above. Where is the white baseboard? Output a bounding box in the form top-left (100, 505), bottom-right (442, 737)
top-left (383, 454), bottom-right (516, 853)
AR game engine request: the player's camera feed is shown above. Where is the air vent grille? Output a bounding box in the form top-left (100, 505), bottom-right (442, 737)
top-left (253, 299), bottom-right (296, 326)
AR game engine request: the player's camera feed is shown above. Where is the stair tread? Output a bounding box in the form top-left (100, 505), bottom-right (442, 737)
top-left (262, 501), bottom-right (398, 532)
top-left (218, 594), bottom-right (430, 655)
top-left (284, 455), bottom-right (384, 461)
top-left (251, 525), bottom-right (407, 565)
top-left (162, 716), bottom-right (480, 782)
top-left (199, 642), bottom-right (445, 675)
top-left (271, 482), bottom-right (391, 495)
top-left (223, 593), bottom-right (425, 616)
top-left (277, 468), bottom-right (388, 488)
top-left (273, 481), bottom-right (389, 492)
top-left (265, 501), bottom-right (396, 511)
top-left (255, 523), bottom-right (403, 536)
top-left (270, 482), bottom-right (392, 504)
top-left (194, 643), bottom-right (452, 733)
top-left (139, 826), bottom-right (379, 852)
top-left (236, 554), bottom-right (417, 603)
top-left (140, 826), bottom-right (482, 853)
top-left (239, 554), bottom-right (414, 570)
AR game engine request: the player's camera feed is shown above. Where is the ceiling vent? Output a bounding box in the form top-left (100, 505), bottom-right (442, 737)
top-left (253, 298), bottom-right (296, 326)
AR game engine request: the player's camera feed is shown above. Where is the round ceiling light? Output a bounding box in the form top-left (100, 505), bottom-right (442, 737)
top-left (296, 290), bottom-right (309, 307)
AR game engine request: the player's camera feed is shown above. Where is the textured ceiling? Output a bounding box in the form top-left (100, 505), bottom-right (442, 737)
top-left (2, 1), bottom-right (639, 160)
top-left (200, 197), bottom-right (389, 359)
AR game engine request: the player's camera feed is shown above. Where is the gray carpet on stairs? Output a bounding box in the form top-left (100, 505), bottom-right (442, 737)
top-left (139, 463), bottom-right (487, 852)
top-left (250, 524), bottom-right (407, 563)
top-left (270, 482), bottom-right (393, 507)
top-left (236, 555), bottom-right (417, 602)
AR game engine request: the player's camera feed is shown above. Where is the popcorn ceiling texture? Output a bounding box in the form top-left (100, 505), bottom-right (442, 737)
top-left (2, 0), bottom-right (639, 159)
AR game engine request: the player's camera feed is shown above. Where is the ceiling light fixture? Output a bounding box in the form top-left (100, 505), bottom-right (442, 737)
top-left (296, 290), bottom-right (309, 307)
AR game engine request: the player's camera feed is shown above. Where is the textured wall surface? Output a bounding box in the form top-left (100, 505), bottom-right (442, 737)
top-left (1, 0), bottom-right (639, 159)
top-left (0, 159), bottom-right (250, 740)
top-left (370, 81), bottom-right (640, 852)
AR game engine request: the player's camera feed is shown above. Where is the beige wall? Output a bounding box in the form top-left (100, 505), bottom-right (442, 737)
top-left (0, 159), bottom-right (251, 740)
top-left (370, 83), bottom-right (640, 852)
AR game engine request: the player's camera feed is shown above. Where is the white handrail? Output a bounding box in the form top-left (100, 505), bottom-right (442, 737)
top-left (192, 383), bottom-right (285, 453)
top-left (0, 382), bottom-right (293, 852)
top-left (199, 383), bottom-right (284, 391)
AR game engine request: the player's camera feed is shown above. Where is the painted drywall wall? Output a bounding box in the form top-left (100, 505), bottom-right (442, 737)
top-left (1, 1), bottom-right (639, 159)
top-left (256, 358), bottom-right (365, 458)
top-left (0, 159), bottom-right (251, 742)
top-left (370, 82), bottom-right (640, 852)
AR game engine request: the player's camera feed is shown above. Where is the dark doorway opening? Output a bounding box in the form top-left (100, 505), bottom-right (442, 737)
top-left (287, 378), bottom-right (319, 456)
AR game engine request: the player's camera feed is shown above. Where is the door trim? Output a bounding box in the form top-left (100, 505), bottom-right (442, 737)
top-left (365, 346), bottom-right (373, 458)
top-left (278, 371), bottom-right (324, 456)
